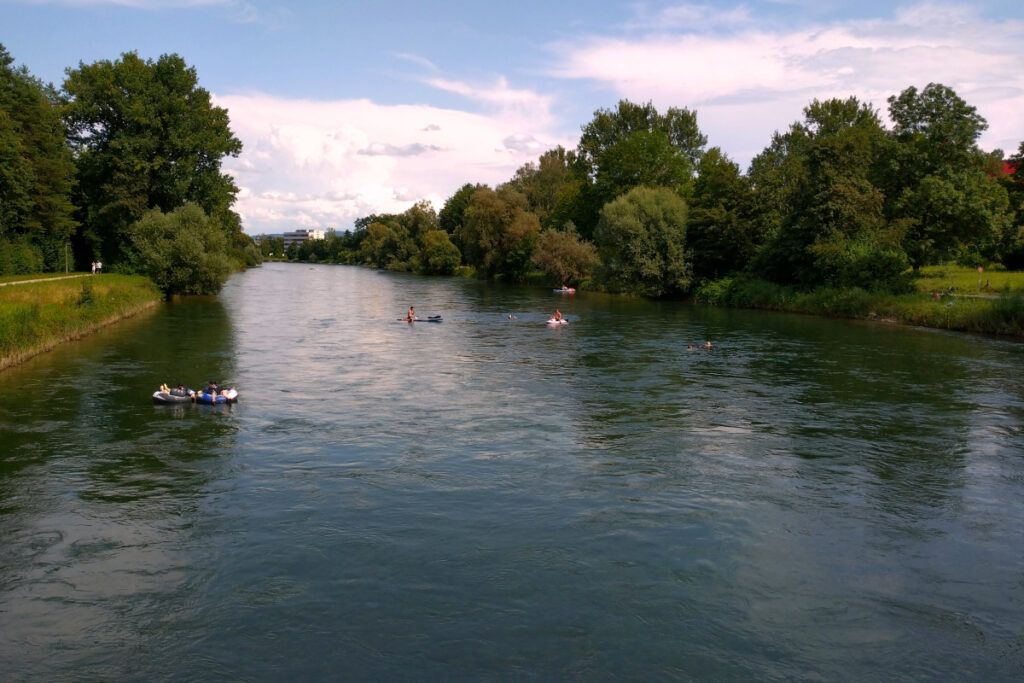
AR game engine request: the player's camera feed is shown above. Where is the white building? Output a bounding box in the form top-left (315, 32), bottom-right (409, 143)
top-left (282, 229), bottom-right (326, 249)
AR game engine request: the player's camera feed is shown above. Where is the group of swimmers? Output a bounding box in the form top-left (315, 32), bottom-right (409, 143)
top-left (403, 306), bottom-right (711, 348)
top-left (405, 305), bottom-right (565, 323)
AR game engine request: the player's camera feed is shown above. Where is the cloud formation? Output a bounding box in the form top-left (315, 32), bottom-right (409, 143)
top-left (550, 1), bottom-right (1024, 166)
top-left (217, 91), bottom-right (572, 234)
top-left (214, 1), bottom-right (1023, 235)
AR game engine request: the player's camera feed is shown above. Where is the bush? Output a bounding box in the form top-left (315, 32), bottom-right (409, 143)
top-left (416, 230), bottom-right (461, 275)
top-left (594, 186), bottom-right (691, 297)
top-left (0, 237), bottom-right (44, 275)
top-left (77, 280), bottom-right (94, 306)
top-left (129, 204), bottom-right (232, 297)
top-left (531, 222), bottom-right (599, 285)
top-left (983, 292), bottom-right (1024, 332)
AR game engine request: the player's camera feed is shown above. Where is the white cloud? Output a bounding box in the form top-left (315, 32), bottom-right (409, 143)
top-left (549, 1), bottom-right (1024, 167)
top-left (216, 90), bottom-right (573, 234)
top-left (423, 76), bottom-right (556, 125)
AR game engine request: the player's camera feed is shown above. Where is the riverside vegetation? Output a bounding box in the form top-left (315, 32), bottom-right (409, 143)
top-left (0, 275), bottom-right (161, 371)
top-left (0, 44), bottom-right (259, 296)
top-left (1, 44), bottom-right (259, 366)
top-left (269, 89), bottom-right (1024, 337)
top-left (3, 38), bottom-right (1023, 345)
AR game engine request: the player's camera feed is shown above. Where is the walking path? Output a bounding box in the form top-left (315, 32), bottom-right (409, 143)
top-left (0, 274), bottom-right (91, 287)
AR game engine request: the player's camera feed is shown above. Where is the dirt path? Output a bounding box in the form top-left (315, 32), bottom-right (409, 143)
top-left (0, 274), bottom-right (91, 287)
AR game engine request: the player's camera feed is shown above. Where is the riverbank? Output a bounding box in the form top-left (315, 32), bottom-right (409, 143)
top-left (693, 273), bottom-right (1024, 338)
top-left (0, 275), bottom-right (163, 372)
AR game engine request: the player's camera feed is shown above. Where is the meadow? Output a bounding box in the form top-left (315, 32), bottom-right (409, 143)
top-left (0, 275), bottom-right (162, 371)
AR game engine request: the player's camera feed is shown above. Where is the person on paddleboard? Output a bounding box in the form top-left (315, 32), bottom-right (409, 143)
top-left (406, 305), bottom-right (415, 322)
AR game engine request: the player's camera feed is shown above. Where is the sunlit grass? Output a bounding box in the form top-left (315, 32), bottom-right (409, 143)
top-left (694, 274), bottom-right (1024, 337)
top-left (0, 275), bottom-right (162, 369)
top-left (914, 264), bottom-right (1024, 294)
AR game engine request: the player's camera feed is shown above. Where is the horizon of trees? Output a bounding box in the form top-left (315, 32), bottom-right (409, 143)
top-left (0, 44), bottom-right (257, 295)
top-left (290, 87), bottom-right (1023, 298)
top-left (4, 38), bottom-right (1022, 299)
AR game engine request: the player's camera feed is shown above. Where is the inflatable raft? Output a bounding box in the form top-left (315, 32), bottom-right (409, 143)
top-left (553, 288), bottom-right (575, 294)
top-left (153, 390), bottom-right (195, 404)
top-left (197, 388), bottom-right (239, 404)
top-left (546, 318), bottom-right (569, 325)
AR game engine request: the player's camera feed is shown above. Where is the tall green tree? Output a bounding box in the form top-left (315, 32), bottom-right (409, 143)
top-left (884, 83), bottom-right (1009, 269)
top-left (751, 97), bottom-right (906, 288)
top-left (0, 44), bottom-right (77, 273)
top-left (502, 146), bottom-right (579, 227)
top-left (687, 147), bottom-right (757, 280)
top-left (594, 186), bottom-right (691, 297)
top-left (574, 100), bottom-right (707, 236)
top-left (1001, 142), bottom-right (1024, 269)
top-left (439, 183), bottom-right (485, 235)
top-left (62, 51), bottom-right (242, 267)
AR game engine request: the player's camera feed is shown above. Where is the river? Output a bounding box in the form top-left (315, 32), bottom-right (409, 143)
top-left (2, 261), bottom-right (1022, 680)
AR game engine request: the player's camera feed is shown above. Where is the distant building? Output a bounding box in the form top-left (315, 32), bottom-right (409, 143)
top-left (282, 229), bottom-right (326, 249)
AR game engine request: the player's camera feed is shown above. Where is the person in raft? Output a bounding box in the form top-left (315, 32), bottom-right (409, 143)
top-left (203, 380), bottom-right (230, 398)
top-left (553, 309), bottom-right (563, 321)
top-left (170, 382), bottom-right (193, 398)
top-left (406, 306), bottom-right (415, 322)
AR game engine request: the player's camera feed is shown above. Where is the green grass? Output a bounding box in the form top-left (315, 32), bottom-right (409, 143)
top-left (0, 274), bottom-right (162, 369)
top-left (694, 274), bottom-right (1024, 338)
top-left (913, 264), bottom-right (1024, 295)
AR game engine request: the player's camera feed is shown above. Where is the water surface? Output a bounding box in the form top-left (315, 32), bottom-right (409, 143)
top-left (2, 262), bottom-right (1023, 680)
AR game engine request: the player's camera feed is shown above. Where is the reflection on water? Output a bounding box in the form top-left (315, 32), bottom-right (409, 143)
top-left (1, 262), bottom-right (1023, 680)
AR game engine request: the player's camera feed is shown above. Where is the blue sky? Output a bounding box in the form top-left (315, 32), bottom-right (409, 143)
top-left (3, 0), bottom-right (1023, 234)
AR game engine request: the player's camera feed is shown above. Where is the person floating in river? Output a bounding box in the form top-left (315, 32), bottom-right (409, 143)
top-left (203, 380), bottom-right (230, 398)
top-left (553, 309), bottom-right (563, 322)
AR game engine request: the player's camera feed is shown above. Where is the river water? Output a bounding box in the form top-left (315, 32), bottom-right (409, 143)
top-left (1, 262), bottom-right (1023, 680)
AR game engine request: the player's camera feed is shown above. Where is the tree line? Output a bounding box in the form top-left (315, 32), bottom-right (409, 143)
top-left (281, 86), bottom-right (1023, 298)
top-left (0, 44), bottom-right (257, 295)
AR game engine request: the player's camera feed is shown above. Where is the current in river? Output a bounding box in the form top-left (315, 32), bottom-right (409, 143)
top-left (2, 262), bottom-right (1023, 680)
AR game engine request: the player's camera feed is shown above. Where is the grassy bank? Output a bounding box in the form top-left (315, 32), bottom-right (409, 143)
top-left (694, 273), bottom-right (1024, 338)
top-left (914, 264), bottom-right (1024, 295)
top-left (0, 275), bottom-right (163, 371)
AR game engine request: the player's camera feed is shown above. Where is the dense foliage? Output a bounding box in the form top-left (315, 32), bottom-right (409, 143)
top-left (0, 44), bottom-right (255, 293)
top-left (316, 87), bottom-right (1020, 299)
top-left (3, 37), bottom-right (1021, 301)
top-left (0, 46), bottom-right (77, 274)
